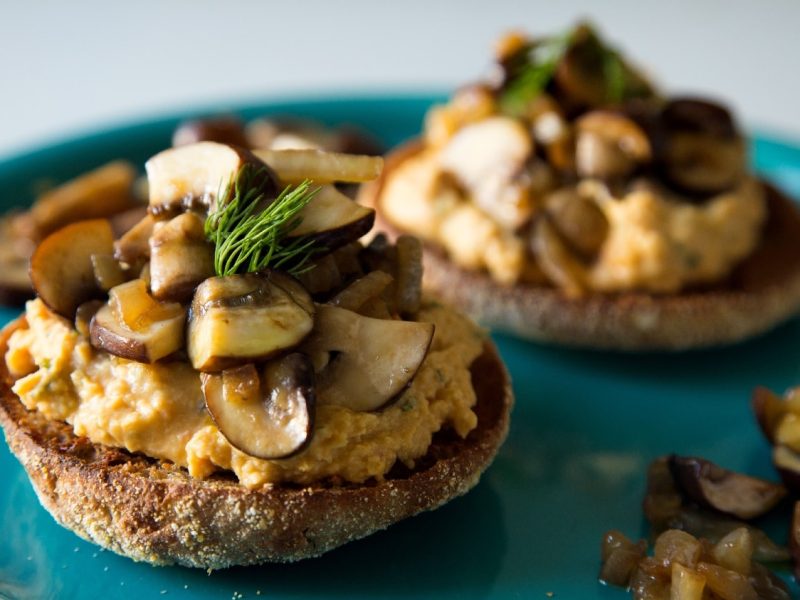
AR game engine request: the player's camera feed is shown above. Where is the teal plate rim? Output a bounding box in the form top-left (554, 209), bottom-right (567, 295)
top-left (1, 93), bottom-right (800, 599)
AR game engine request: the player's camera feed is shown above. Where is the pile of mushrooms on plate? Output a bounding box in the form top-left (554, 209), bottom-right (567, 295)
top-left (29, 142), bottom-right (436, 460)
top-left (416, 23), bottom-right (750, 292)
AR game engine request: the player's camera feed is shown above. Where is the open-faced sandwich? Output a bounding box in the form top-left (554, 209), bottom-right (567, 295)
top-left (0, 142), bottom-right (512, 568)
top-left (362, 23), bottom-right (800, 350)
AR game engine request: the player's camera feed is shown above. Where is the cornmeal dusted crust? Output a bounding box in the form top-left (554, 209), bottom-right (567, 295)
top-left (362, 142), bottom-right (800, 351)
top-left (0, 317), bottom-right (512, 568)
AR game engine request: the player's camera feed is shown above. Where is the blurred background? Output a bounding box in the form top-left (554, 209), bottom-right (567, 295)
top-left (1, 0), bottom-right (799, 159)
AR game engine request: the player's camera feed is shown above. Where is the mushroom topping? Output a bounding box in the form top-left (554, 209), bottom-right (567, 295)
top-left (659, 98), bottom-right (746, 196)
top-left (0, 215), bottom-right (36, 304)
top-left (253, 149), bottom-right (383, 185)
top-left (30, 219), bottom-right (114, 318)
top-left (300, 305), bottom-right (434, 412)
top-left (771, 445), bottom-right (800, 496)
top-left (90, 279), bottom-right (186, 363)
top-left (439, 116), bottom-right (533, 230)
top-left (752, 387), bottom-right (787, 444)
top-left (114, 214), bottom-right (154, 266)
top-left (284, 184), bottom-right (375, 252)
top-left (149, 212), bottom-right (215, 302)
top-left (791, 502), bottom-right (800, 581)
top-left (28, 161), bottom-right (138, 239)
top-left (90, 253), bottom-right (127, 292)
top-left (172, 116), bottom-right (248, 148)
top-left (201, 354), bottom-right (315, 459)
top-left (544, 186), bottom-right (609, 258)
top-left (669, 455), bottom-right (787, 521)
top-left (146, 142), bottom-right (277, 217)
top-left (530, 216), bottom-right (588, 297)
top-left (329, 270), bottom-right (394, 313)
top-left (575, 110), bottom-right (651, 180)
top-left (188, 271), bottom-right (314, 372)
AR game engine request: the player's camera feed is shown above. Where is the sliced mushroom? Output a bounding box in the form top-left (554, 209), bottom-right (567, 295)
top-left (544, 186), bottom-right (609, 258)
top-left (530, 216), bottom-right (588, 297)
top-left (286, 184), bottom-right (375, 252)
top-left (772, 445), bottom-right (800, 496)
top-left (253, 149), bottom-right (383, 184)
top-left (146, 142), bottom-right (277, 217)
top-left (108, 205), bottom-right (148, 238)
top-left (172, 116), bottom-right (248, 148)
top-left (30, 219), bottom-right (114, 318)
top-left (75, 300), bottom-right (103, 338)
top-left (669, 455), bottom-right (787, 521)
top-left (29, 161), bottom-right (138, 239)
top-left (659, 98), bottom-right (746, 196)
top-left (329, 270), bottom-right (394, 312)
top-left (114, 214), bottom-right (154, 266)
top-left (0, 215), bottom-right (34, 304)
top-left (752, 387), bottom-right (787, 444)
top-left (149, 212), bottom-right (215, 302)
top-left (791, 502), bottom-right (800, 581)
top-left (575, 110), bottom-right (651, 180)
top-left (439, 116), bottom-right (533, 230)
top-left (300, 305), bottom-right (434, 412)
top-left (202, 354), bottom-right (315, 459)
top-left (188, 271), bottom-right (314, 372)
top-left (394, 235), bottom-right (423, 315)
top-left (90, 279), bottom-right (186, 363)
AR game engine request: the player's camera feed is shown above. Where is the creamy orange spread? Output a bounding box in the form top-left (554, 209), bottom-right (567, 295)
top-left (6, 299), bottom-right (483, 488)
top-left (381, 148), bottom-right (766, 293)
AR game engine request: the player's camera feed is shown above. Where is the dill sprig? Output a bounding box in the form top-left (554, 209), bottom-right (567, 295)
top-left (498, 30), bottom-right (572, 117)
top-left (204, 164), bottom-right (320, 277)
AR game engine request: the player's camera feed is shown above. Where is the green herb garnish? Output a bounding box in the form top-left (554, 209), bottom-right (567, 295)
top-left (499, 32), bottom-right (572, 117)
top-left (204, 164), bottom-right (320, 277)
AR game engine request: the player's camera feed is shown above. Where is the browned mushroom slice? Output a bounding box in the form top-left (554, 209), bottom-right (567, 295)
top-left (659, 98), bottom-right (746, 196)
top-left (108, 205), bottom-right (148, 238)
top-left (172, 116), bottom-right (248, 148)
top-left (300, 305), bottom-right (434, 412)
top-left (146, 142), bottom-right (276, 217)
top-left (74, 300), bottom-right (103, 338)
top-left (89, 279), bottom-right (185, 363)
top-left (574, 110), bottom-right (651, 180)
top-left (752, 387), bottom-right (788, 444)
top-left (149, 212), bottom-right (214, 302)
top-left (90, 253), bottom-right (127, 292)
top-left (329, 270), bottom-right (394, 312)
top-left (202, 354), bottom-right (315, 459)
top-left (29, 161), bottom-right (138, 239)
top-left (791, 502), bottom-right (800, 581)
top-left (114, 214), bottom-right (155, 265)
top-left (30, 219), bottom-right (114, 318)
top-left (530, 216), bottom-right (588, 297)
top-left (188, 272), bottom-right (314, 372)
top-left (669, 455), bottom-right (787, 520)
top-left (772, 445), bottom-right (800, 496)
top-left (0, 216), bottom-right (34, 304)
top-left (544, 187), bottom-right (609, 258)
top-left (286, 184), bottom-right (375, 252)
top-left (394, 235), bottom-right (423, 315)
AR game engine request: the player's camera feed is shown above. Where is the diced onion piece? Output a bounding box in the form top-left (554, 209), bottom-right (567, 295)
top-left (254, 149), bottom-right (383, 184)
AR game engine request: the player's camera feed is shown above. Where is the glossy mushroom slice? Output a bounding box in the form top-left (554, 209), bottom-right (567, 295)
top-left (149, 212), bottom-right (215, 302)
top-left (669, 455), bottom-right (787, 520)
top-left (188, 271), bottom-right (314, 372)
top-left (146, 142), bottom-right (277, 217)
top-left (201, 354), bottom-right (315, 459)
top-left (0, 215), bottom-right (35, 304)
top-left (286, 184), bottom-right (375, 252)
top-left (29, 219), bottom-right (114, 318)
top-left (752, 387), bottom-right (788, 444)
top-left (89, 279), bottom-right (186, 363)
top-left (574, 110), bottom-right (651, 180)
top-left (300, 305), bottom-right (434, 412)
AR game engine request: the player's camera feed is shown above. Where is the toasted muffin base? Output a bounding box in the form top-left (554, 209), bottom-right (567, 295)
top-left (0, 317), bottom-right (512, 568)
top-left (362, 142), bottom-right (800, 350)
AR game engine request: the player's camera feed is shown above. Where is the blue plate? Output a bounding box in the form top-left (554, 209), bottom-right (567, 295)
top-left (1, 94), bottom-right (799, 599)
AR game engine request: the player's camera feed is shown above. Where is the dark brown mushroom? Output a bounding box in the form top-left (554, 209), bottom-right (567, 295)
top-left (172, 116), bottom-right (248, 148)
top-left (669, 455), bottom-right (787, 520)
top-left (202, 354), bottom-right (315, 460)
top-left (658, 98), bottom-right (746, 196)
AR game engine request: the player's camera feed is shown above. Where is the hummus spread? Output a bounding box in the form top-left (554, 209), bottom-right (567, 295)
top-left (380, 149), bottom-right (766, 293)
top-left (6, 298), bottom-right (483, 488)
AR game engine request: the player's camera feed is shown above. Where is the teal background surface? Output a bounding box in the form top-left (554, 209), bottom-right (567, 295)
top-left (1, 95), bottom-right (799, 598)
